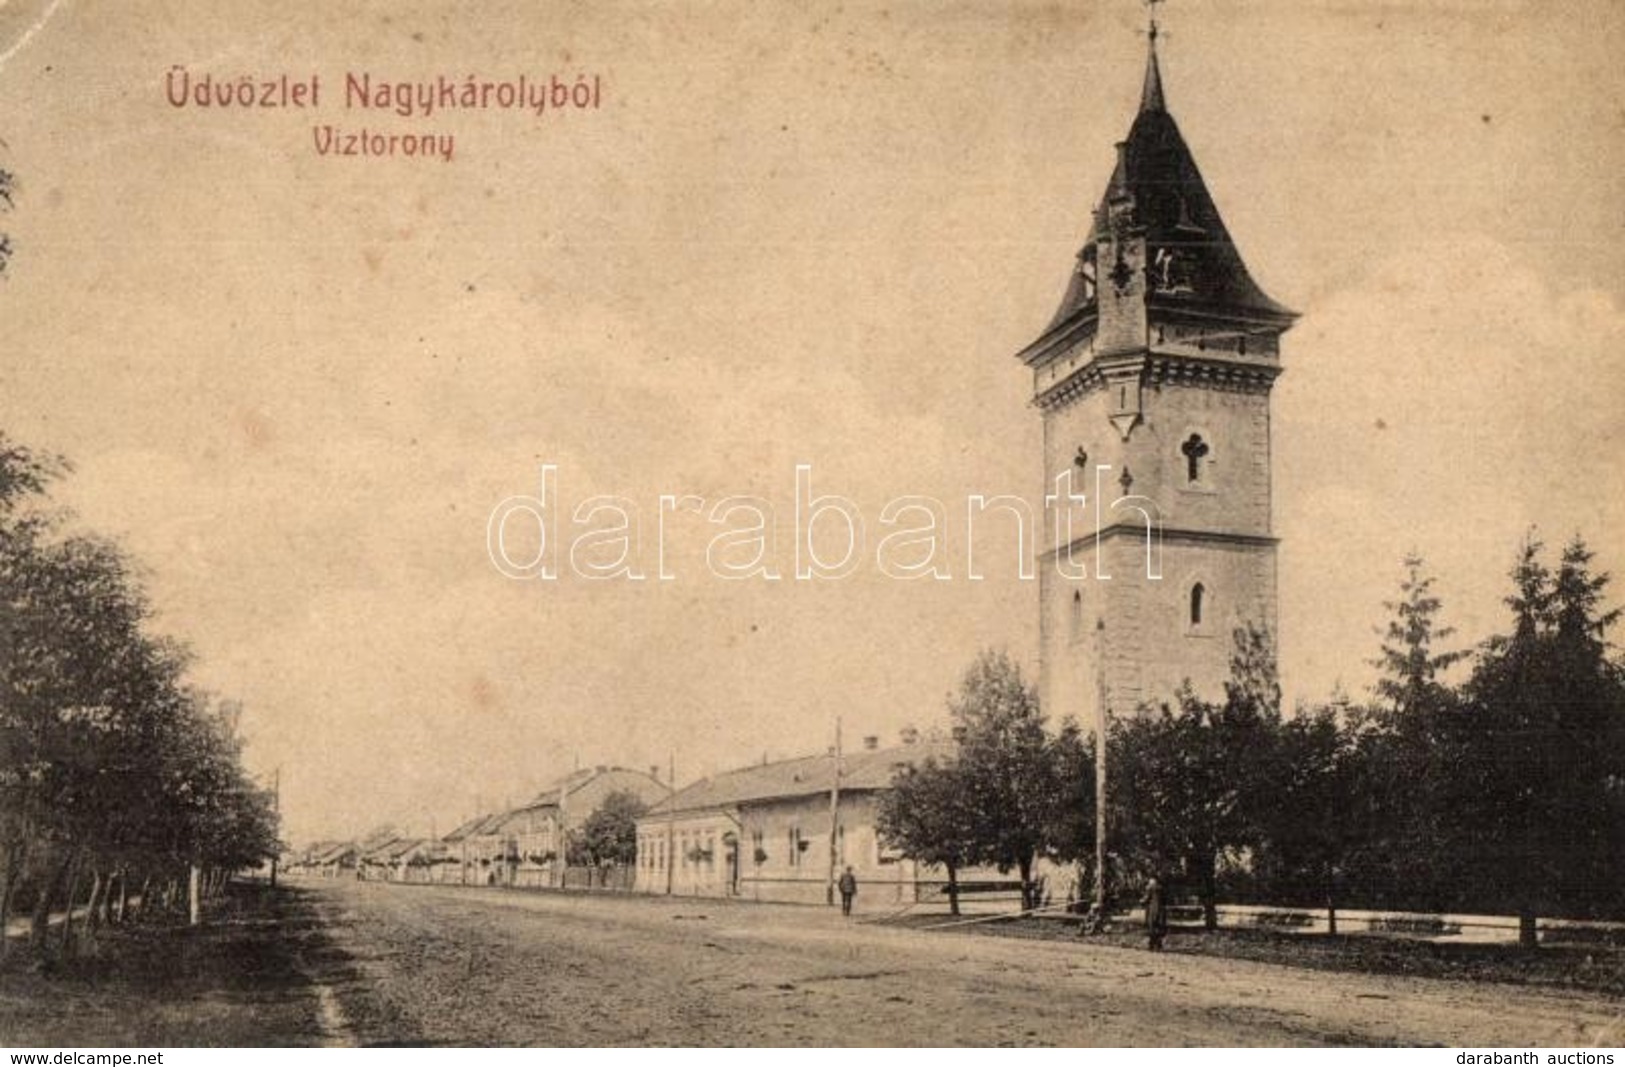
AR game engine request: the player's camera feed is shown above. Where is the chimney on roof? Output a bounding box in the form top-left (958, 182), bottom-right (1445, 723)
top-left (900, 726), bottom-right (919, 746)
top-left (862, 735), bottom-right (879, 751)
top-left (649, 765), bottom-right (660, 782)
top-left (595, 764), bottom-right (606, 774)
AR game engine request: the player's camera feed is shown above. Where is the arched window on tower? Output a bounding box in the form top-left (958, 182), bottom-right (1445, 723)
top-left (1189, 582), bottom-right (1206, 628)
top-left (1181, 433), bottom-right (1210, 483)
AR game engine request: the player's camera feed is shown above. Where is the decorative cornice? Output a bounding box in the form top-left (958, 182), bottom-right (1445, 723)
top-left (1037, 350), bottom-right (1280, 411)
top-left (1039, 523), bottom-right (1278, 563)
top-left (1016, 308), bottom-right (1098, 369)
top-left (1146, 354), bottom-right (1281, 394)
top-left (1034, 361), bottom-right (1105, 411)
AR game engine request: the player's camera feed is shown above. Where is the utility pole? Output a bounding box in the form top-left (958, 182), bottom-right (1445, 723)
top-left (270, 766), bottom-right (281, 890)
top-left (558, 778), bottom-right (569, 889)
top-left (826, 717), bottom-right (842, 906)
top-left (665, 752), bottom-right (675, 896)
top-left (1093, 619), bottom-right (1109, 920)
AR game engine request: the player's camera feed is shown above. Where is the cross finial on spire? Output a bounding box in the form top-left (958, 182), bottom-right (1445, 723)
top-left (1139, 0), bottom-right (1167, 113)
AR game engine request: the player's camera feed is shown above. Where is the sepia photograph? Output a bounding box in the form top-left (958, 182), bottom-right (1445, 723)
top-left (0, 0), bottom-right (1622, 1051)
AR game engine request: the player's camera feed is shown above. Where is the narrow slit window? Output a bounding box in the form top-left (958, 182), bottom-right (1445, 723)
top-left (1190, 583), bottom-right (1206, 627)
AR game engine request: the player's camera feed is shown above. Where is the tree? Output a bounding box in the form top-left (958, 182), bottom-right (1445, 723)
top-left (1448, 533), bottom-right (1625, 945)
top-left (1110, 626), bottom-right (1281, 929)
top-left (1254, 704), bottom-right (1363, 933)
top-left (945, 650), bottom-right (1060, 909)
top-left (572, 790), bottom-right (648, 868)
top-left (0, 430), bottom-right (278, 960)
top-left (1351, 554), bottom-right (1470, 911)
top-left (1371, 553), bottom-right (1468, 716)
top-left (876, 757), bottom-right (979, 915)
top-left (1043, 719), bottom-right (1096, 909)
top-left (0, 164), bottom-right (13, 276)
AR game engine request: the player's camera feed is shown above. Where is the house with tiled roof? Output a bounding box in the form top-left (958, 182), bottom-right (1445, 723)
top-left (306, 840), bottom-right (360, 879)
top-left (358, 837), bottom-right (445, 882)
top-left (443, 811), bottom-right (514, 886)
top-left (443, 766), bottom-right (670, 888)
top-left (634, 732), bottom-right (957, 907)
top-left (513, 765), bottom-right (671, 887)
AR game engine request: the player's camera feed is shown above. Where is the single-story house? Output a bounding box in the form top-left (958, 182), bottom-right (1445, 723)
top-left (307, 841), bottom-right (360, 879)
top-left (634, 733), bottom-right (965, 907)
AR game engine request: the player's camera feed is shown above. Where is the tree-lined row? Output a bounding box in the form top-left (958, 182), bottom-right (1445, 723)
top-left (881, 538), bottom-right (1625, 945)
top-left (0, 435), bottom-right (279, 962)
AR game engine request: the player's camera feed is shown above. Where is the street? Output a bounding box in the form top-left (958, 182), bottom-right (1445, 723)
top-left (287, 880), bottom-right (1621, 1046)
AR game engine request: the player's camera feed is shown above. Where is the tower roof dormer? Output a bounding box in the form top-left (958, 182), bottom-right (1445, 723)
top-left (1018, 27), bottom-right (1295, 367)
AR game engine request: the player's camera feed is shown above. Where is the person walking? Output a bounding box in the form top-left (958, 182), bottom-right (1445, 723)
top-left (837, 866), bottom-right (858, 917)
top-left (1143, 876), bottom-right (1168, 951)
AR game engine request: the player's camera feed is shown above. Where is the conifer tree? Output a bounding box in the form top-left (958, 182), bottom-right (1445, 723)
top-left (1371, 552), bottom-right (1467, 715)
top-left (1454, 533), bottom-right (1625, 943)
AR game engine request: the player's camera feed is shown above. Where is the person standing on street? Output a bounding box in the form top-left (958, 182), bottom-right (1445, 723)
top-left (837, 866), bottom-right (858, 917)
top-left (1143, 876), bottom-right (1168, 951)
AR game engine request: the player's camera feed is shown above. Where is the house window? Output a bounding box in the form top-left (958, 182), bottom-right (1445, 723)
top-left (1190, 582), bottom-right (1206, 628)
top-left (1181, 433), bottom-right (1210, 483)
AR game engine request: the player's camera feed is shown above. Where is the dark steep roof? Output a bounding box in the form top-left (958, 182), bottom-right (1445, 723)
top-left (1093, 111), bottom-right (1294, 320)
top-left (443, 811), bottom-right (509, 842)
top-left (1039, 39), bottom-right (1294, 339)
top-left (362, 837), bottom-right (426, 862)
top-left (309, 841), bottom-right (358, 864)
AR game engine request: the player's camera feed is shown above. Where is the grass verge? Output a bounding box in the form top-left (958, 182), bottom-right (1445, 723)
top-left (0, 884), bottom-right (332, 1046)
top-left (900, 915), bottom-right (1625, 997)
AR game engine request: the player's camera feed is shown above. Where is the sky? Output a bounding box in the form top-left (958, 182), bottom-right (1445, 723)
top-left (0, 0), bottom-right (1621, 844)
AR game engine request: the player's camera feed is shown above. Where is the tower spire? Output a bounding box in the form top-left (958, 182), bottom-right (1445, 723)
top-left (1141, 0), bottom-right (1166, 113)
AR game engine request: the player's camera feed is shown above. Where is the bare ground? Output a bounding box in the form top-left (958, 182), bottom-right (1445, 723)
top-left (301, 880), bottom-right (1622, 1046)
top-left (1, 880), bottom-right (1619, 1046)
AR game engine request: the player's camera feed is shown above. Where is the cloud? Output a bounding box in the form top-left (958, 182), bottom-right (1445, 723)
top-left (1276, 233), bottom-right (1625, 703)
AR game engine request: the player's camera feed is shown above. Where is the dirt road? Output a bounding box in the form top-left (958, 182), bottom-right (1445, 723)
top-left (288, 879), bottom-right (1621, 1046)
